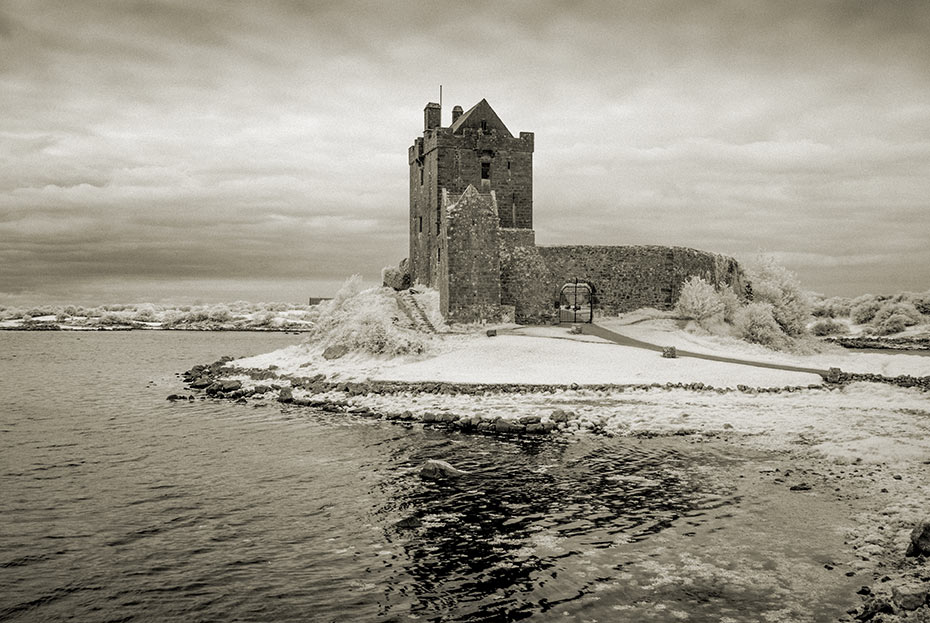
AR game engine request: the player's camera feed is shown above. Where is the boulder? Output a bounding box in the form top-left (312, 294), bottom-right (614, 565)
top-left (322, 345), bottom-right (349, 360)
top-left (905, 518), bottom-right (930, 557)
top-left (420, 459), bottom-right (469, 479)
top-left (218, 379), bottom-right (241, 392)
top-left (892, 583), bottom-right (929, 611)
top-left (662, 346), bottom-right (678, 359)
top-left (277, 387), bottom-right (294, 403)
top-left (855, 597), bottom-right (893, 621)
top-left (495, 419), bottom-right (525, 433)
top-left (381, 258), bottom-right (411, 291)
top-left (189, 377), bottom-right (212, 389)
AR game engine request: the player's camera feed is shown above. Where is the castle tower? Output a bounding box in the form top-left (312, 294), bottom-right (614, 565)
top-left (408, 99), bottom-right (535, 289)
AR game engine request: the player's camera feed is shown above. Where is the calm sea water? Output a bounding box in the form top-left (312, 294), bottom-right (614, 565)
top-left (1, 331), bottom-right (795, 622)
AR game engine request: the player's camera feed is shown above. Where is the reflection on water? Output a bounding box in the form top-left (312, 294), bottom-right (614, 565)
top-left (0, 332), bottom-right (735, 622)
top-left (373, 434), bottom-right (732, 621)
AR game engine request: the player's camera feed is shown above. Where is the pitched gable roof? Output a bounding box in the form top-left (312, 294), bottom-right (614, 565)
top-left (449, 99), bottom-right (513, 138)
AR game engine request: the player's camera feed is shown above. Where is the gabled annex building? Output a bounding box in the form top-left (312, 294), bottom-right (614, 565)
top-left (401, 99), bottom-right (745, 323)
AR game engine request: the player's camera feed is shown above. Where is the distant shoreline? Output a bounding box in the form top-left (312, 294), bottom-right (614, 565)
top-left (0, 324), bottom-right (310, 333)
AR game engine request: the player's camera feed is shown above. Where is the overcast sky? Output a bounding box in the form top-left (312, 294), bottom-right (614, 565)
top-left (2, 0), bottom-right (929, 305)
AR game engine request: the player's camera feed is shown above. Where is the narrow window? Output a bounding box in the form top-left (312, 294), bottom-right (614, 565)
top-left (507, 160), bottom-right (511, 170)
top-left (437, 247), bottom-right (441, 262)
top-left (418, 216), bottom-right (422, 233)
top-left (481, 162), bottom-right (490, 180)
top-left (420, 167), bottom-right (424, 185)
top-left (436, 217), bottom-right (441, 235)
top-left (480, 120), bottom-right (488, 132)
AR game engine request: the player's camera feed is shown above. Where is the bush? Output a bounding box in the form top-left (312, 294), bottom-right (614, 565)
top-left (745, 256), bottom-right (810, 337)
top-left (811, 296), bottom-right (852, 318)
top-left (733, 302), bottom-right (788, 348)
top-left (132, 304), bottom-right (158, 322)
top-left (872, 313), bottom-right (911, 336)
top-left (871, 301), bottom-right (921, 327)
top-left (909, 290), bottom-right (930, 315)
top-left (208, 305), bottom-right (233, 323)
top-left (850, 294), bottom-right (882, 324)
top-left (303, 276), bottom-right (435, 357)
top-left (98, 312), bottom-right (126, 326)
top-left (810, 318), bottom-right (846, 336)
top-left (718, 286), bottom-right (741, 323)
top-left (675, 276), bottom-right (724, 322)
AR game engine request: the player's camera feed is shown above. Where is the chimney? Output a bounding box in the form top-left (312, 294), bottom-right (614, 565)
top-left (451, 105), bottom-right (463, 123)
top-left (424, 102), bottom-right (441, 130)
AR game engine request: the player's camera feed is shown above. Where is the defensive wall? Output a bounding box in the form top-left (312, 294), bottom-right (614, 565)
top-left (499, 232), bottom-right (745, 324)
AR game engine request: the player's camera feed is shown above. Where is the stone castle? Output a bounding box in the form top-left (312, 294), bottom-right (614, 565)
top-left (399, 98), bottom-right (745, 323)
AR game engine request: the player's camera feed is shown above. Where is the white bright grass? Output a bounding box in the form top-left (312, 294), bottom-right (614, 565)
top-left (231, 316), bottom-right (930, 463)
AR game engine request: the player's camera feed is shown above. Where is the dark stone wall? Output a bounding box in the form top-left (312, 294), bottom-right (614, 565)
top-left (409, 136), bottom-right (439, 287)
top-left (443, 187), bottom-right (502, 322)
top-left (536, 245), bottom-right (745, 317)
top-left (499, 238), bottom-right (554, 324)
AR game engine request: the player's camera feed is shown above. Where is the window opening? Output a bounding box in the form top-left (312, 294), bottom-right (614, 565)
top-left (481, 162), bottom-right (490, 180)
top-left (419, 167), bottom-right (424, 185)
top-left (418, 216), bottom-right (422, 233)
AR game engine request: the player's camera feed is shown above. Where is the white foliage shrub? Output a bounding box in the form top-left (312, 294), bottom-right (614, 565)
top-left (909, 290), bottom-right (930, 315)
top-left (810, 318), bottom-right (846, 336)
top-left (849, 294), bottom-right (883, 324)
top-left (718, 286), bottom-right (741, 323)
top-left (871, 301), bottom-right (921, 328)
top-left (745, 256), bottom-right (810, 337)
top-left (303, 276), bottom-right (437, 356)
top-left (871, 313), bottom-right (911, 336)
top-left (811, 296), bottom-right (852, 318)
top-left (675, 276), bottom-right (724, 322)
top-left (732, 302), bottom-right (788, 348)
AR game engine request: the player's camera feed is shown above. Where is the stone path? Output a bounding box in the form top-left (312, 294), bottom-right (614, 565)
top-left (579, 322), bottom-right (832, 378)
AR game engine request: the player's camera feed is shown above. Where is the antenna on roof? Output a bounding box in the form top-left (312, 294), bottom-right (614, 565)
top-left (439, 84), bottom-right (442, 111)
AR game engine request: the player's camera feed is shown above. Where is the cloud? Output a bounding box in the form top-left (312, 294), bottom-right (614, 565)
top-left (1, 0), bottom-right (929, 302)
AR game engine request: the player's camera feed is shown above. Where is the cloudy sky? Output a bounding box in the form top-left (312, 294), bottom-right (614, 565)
top-left (2, 0), bottom-right (929, 305)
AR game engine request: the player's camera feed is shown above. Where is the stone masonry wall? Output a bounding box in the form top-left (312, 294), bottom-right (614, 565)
top-left (499, 230), bottom-right (554, 323)
top-left (443, 187), bottom-right (502, 323)
top-left (536, 245), bottom-right (746, 317)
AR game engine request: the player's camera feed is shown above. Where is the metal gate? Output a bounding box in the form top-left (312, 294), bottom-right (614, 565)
top-left (559, 280), bottom-right (593, 323)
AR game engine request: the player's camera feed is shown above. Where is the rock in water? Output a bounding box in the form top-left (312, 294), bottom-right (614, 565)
top-left (420, 459), bottom-right (469, 479)
top-left (905, 518), bottom-right (930, 557)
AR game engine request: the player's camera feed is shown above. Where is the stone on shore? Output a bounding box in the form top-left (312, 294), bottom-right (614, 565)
top-left (892, 583), bottom-right (929, 611)
top-left (322, 345), bottom-right (349, 360)
top-left (420, 459), bottom-right (469, 479)
top-left (905, 518), bottom-right (930, 557)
